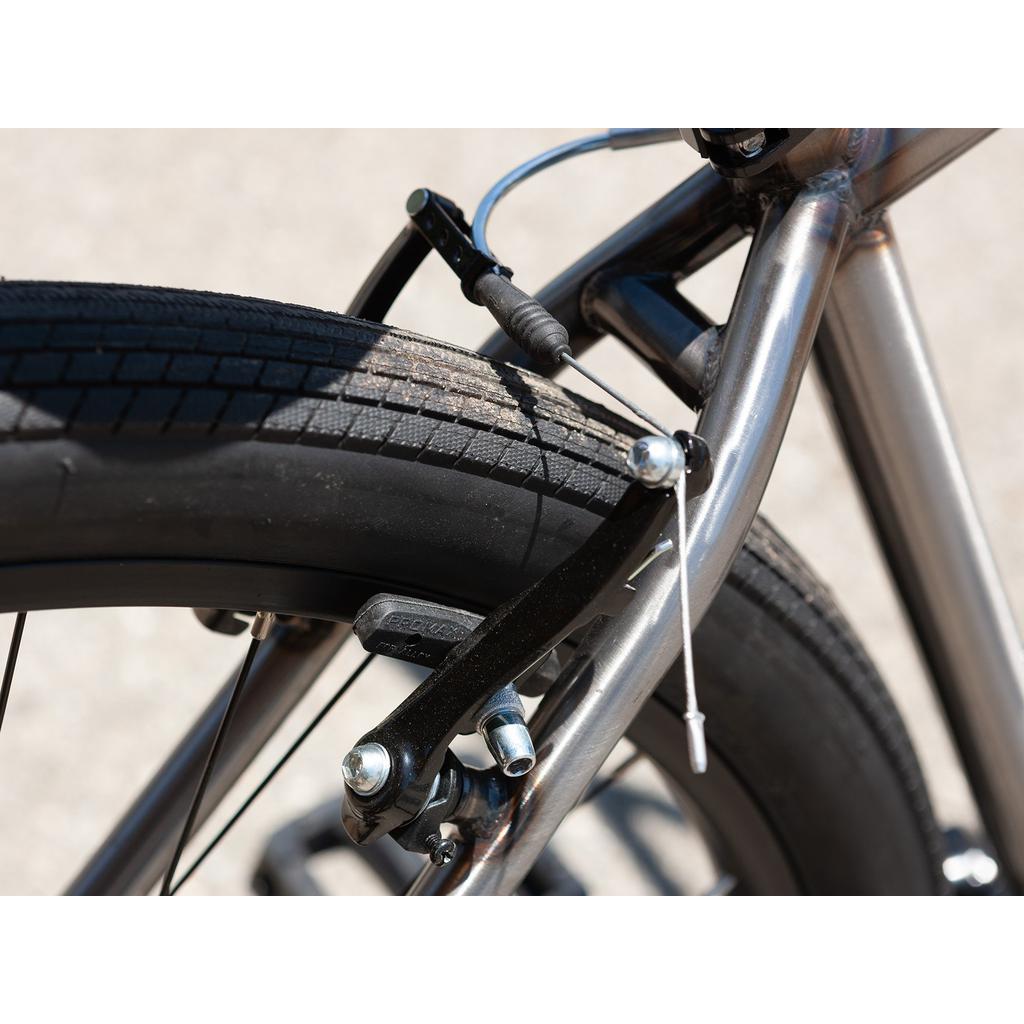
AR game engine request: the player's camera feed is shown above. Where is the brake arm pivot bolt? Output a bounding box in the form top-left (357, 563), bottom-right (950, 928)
top-left (341, 741), bottom-right (392, 797)
top-left (738, 131), bottom-right (767, 157)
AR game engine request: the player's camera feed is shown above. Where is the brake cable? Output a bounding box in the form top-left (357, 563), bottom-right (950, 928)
top-left (470, 128), bottom-right (681, 263)
top-left (471, 132), bottom-right (705, 765)
top-left (337, 136), bottom-right (714, 863)
top-left (403, 182), bottom-right (709, 773)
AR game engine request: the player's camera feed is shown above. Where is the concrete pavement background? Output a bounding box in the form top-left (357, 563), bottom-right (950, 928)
top-left (0, 130), bottom-right (1021, 894)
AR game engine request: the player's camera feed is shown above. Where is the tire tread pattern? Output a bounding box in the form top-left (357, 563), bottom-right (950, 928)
top-left (0, 281), bottom-right (946, 891)
top-left (0, 282), bottom-right (639, 513)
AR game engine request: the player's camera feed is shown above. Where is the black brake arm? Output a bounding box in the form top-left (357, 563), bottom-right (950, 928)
top-left (346, 192), bottom-right (475, 322)
top-left (346, 222), bottom-right (432, 322)
top-left (341, 481), bottom-right (676, 845)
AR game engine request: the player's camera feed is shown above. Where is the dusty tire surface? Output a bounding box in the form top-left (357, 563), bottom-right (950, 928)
top-left (0, 281), bottom-right (946, 893)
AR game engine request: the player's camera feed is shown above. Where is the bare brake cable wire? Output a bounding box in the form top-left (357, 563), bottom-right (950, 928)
top-left (560, 354), bottom-right (674, 438)
top-left (0, 613), bottom-right (27, 738)
top-left (169, 652), bottom-right (375, 895)
top-left (676, 470), bottom-right (706, 774)
top-left (469, 130), bottom-right (681, 439)
top-left (161, 126), bottom-right (681, 887)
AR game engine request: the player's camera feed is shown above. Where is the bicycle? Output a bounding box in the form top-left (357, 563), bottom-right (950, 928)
top-left (0, 128), bottom-right (1015, 895)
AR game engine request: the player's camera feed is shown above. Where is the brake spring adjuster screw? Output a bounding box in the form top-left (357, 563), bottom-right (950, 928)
top-left (341, 741), bottom-right (391, 797)
top-left (425, 834), bottom-right (458, 866)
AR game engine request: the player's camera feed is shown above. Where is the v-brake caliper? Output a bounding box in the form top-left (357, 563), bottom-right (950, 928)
top-left (340, 187), bottom-right (713, 864)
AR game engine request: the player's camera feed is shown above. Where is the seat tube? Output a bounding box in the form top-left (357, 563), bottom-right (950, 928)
top-left (815, 216), bottom-right (1024, 888)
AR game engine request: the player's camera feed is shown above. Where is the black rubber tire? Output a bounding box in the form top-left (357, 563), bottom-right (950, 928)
top-left (0, 281), bottom-right (946, 895)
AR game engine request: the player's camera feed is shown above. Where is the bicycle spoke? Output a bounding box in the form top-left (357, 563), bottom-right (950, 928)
top-left (0, 613), bottom-right (27, 739)
top-left (169, 652), bottom-right (375, 895)
top-left (159, 612), bottom-right (274, 895)
top-left (166, 668), bottom-right (636, 894)
top-left (578, 750), bottom-right (642, 807)
top-left (578, 747), bottom-right (735, 896)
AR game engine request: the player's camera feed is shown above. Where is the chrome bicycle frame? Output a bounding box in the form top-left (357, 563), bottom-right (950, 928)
top-left (411, 128), bottom-right (1024, 894)
top-left (74, 129), bottom-right (1024, 895)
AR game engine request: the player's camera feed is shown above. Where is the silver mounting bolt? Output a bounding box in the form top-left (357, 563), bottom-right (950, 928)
top-left (475, 684), bottom-right (536, 778)
top-left (738, 131), bottom-right (766, 157)
top-left (482, 713), bottom-right (536, 777)
top-left (626, 435), bottom-right (686, 489)
top-left (341, 741), bottom-right (391, 796)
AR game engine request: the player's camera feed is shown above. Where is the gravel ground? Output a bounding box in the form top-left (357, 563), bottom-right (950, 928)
top-left (0, 129), bottom-right (1021, 894)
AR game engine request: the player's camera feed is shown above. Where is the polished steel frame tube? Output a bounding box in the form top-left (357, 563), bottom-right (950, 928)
top-left (67, 129), bottom-right (1009, 896)
top-left (409, 182), bottom-right (851, 894)
top-left (67, 621), bottom-right (351, 895)
top-left (815, 219), bottom-right (1024, 887)
top-left (687, 186), bottom-right (850, 623)
top-left (850, 129), bottom-right (995, 215)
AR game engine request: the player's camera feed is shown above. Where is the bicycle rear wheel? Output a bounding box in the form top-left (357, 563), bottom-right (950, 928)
top-left (0, 281), bottom-right (946, 894)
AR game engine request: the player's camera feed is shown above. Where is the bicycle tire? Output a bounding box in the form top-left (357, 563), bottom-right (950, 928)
top-left (0, 281), bottom-right (946, 894)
